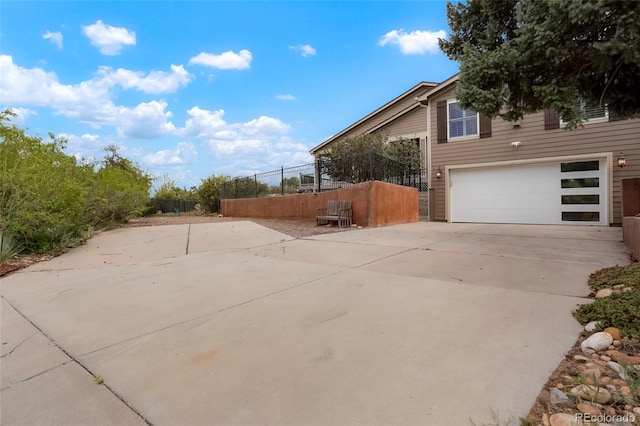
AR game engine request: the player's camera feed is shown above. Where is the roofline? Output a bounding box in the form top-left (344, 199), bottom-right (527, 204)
top-left (415, 73), bottom-right (459, 102)
top-left (310, 81), bottom-right (438, 154)
top-left (368, 102), bottom-right (422, 134)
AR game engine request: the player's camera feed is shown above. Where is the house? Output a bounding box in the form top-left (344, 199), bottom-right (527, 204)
top-left (310, 81), bottom-right (437, 169)
top-left (310, 74), bottom-right (640, 226)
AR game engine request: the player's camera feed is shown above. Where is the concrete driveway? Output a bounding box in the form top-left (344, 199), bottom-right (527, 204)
top-left (0, 221), bottom-right (630, 426)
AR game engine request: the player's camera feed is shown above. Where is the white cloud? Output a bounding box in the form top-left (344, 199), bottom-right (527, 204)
top-left (116, 100), bottom-right (177, 139)
top-left (96, 64), bottom-right (192, 94)
top-left (7, 107), bottom-right (37, 124)
top-left (82, 20), bottom-right (136, 55)
top-left (378, 28), bottom-right (446, 54)
top-left (290, 44), bottom-right (316, 57)
top-left (143, 142), bottom-right (198, 166)
top-left (188, 50), bottom-right (252, 70)
top-left (0, 55), bottom-right (185, 137)
top-left (81, 133), bottom-right (99, 141)
top-left (242, 116), bottom-right (291, 136)
top-left (43, 31), bottom-right (63, 49)
top-left (275, 94), bottom-right (296, 101)
top-left (58, 132), bottom-right (105, 163)
top-left (181, 106), bottom-right (311, 173)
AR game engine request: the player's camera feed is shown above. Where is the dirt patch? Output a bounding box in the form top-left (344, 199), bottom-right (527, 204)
top-left (1, 215), bottom-right (353, 278)
top-left (125, 214), bottom-right (356, 239)
top-left (0, 254), bottom-right (54, 278)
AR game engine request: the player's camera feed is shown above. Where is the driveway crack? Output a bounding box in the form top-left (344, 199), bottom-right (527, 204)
top-left (1, 333), bottom-right (36, 359)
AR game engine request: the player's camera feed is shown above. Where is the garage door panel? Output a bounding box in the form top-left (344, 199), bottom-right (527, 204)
top-left (450, 159), bottom-right (607, 225)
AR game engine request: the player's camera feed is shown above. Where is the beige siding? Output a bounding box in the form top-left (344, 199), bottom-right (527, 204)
top-left (378, 107), bottom-right (428, 136)
top-left (429, 87), bottom-right (640, 224)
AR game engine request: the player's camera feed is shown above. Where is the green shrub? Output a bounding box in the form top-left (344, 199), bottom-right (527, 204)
top-left (0, 231), bottom-right (22, 262)
top-left (0, 112), bottom-right (151, 254)
top-left (573, 289), bottom-right (640, 339)
top-left (588, 263), bottom-right (640, 291)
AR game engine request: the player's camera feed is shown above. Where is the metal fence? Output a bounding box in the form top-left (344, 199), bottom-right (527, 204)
top-left (151, 198), bottom-right (198, 214)
top-left (319, 152), bottom-right (428, 192)
top-left (221, 163), bottom-right (316, 199)
top-left (221, 153), bottom-right (428, 200)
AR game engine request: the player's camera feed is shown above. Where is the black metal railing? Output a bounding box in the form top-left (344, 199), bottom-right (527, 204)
top-left (221, 154), bottom-right (428, 200)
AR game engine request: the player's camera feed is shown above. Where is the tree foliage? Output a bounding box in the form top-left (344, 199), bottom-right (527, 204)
top-left (195, 174), bottom-right (228, 212)
top-left (439, 0), bottom-right (640, 127)
top-left (153, 174), bottom-right (194, 200)
top-left (319, 133), bottom-right (421, 183)
top-left (0, 111), bottom-right (151, 254)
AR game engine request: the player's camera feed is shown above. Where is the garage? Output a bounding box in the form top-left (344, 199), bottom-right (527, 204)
top-left (449, 158), bottom-right (609, 225)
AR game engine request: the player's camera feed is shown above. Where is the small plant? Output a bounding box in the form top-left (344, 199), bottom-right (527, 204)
top-left (469, 409), bottom-right (529, 426)
top-left (619, 363), bottom-right (640, 406)
top-left (0, 231), bottom-right (22, 263)
top-left (588, 264), bottom-right (640, 291)
top-left (93, 375), bottom-right (104, 385)
top-left (573, 289), bottom-right (640, 339)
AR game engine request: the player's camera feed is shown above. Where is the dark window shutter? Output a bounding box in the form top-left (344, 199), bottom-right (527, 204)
top-left (479, 114), bottom-right (492, 138)
top-left (544, 109), bottom-right (560, 130)
top-left (437, 100), bottom-right (447, 143)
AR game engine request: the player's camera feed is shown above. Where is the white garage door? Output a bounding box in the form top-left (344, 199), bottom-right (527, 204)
top-left (449, 159), bottom-right (608, 225)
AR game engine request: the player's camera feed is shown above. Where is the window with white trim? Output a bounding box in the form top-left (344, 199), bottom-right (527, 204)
top-left (561, 99), bottom-right (608, 126)
top-left (448, 101), bottom-right (478, 139)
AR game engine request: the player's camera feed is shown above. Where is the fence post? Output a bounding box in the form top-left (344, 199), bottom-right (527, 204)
top-left (369, 152), bottom-right (374, 181)
top-left (315, 158), bottom-right (321, 192)
top-left (254, 174), bottom-right (258, 197)
top-left (281, 166), bottom-right (284, 195)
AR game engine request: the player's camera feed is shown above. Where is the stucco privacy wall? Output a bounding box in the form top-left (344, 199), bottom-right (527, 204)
top-left (429, 85), bottom-right (640, 224)
top-left (221, 181), bottom-right (419, 227)
top-left (622, 178), bottom-right (640, 217)
top-left (623, 217), bottom-right (640, 261)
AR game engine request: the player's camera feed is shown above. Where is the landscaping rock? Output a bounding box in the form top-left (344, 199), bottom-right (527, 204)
top-left (633, 407), bottom-right (640, 415)
top-left (585, 321), bottom-right (601, 332)
top-left (582, 368), bottom-right (601, 384)
top-left (570, 384), bottom-right (612, 403)
top-left (595, 288), bottom-right (613, 298)
top-left (603, 327), bottom-right (621, 340)
top-left (576, 402), bottom-right (601, 416)
top-left (610, 351), bottom-right (640, 365)
top-left (574, 355), bottom-right (590, 363)
top-left (549, 413), bottom-right (579, 426)
top-left (550, 388), bottom-right (571, 405)
top-left (581, 332), bottom-right (613, 355)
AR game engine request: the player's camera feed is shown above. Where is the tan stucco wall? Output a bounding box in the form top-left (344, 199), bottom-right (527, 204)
top-left (221, 181), bottom-right (418, 227)
top-left (622, 178), bottom-right (640, 217)
top-left (623, 217), bottom-right (640, 261)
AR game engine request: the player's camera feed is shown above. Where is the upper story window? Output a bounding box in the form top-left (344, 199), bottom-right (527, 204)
top-left (579, 100), bottom-right (607, 121)
top-left (448, 101), bottom-right (479, 139)
top-left (560, 100), bottom-right (608, 126)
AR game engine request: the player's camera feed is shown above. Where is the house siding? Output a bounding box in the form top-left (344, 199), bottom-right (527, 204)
top-left (377, 106), bottom-right (427, 137)
top-left (430, 86), bottom-right (640, 224)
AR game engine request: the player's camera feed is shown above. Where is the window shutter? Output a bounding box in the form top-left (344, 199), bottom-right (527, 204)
top-left (544, 109), bottom-right (560, 130)
top-left (437, 100), bottom-right (447, 143)
top-left (479, 114), bottom-right (492, 138)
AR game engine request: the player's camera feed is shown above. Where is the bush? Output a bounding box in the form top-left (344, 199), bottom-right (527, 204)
top-left (0, 112), bottom-right (151, 255)
top-left (573, 289), bottom-right (640, 339)
top-left (588, 263), bottom-right (640, 291)
top-left (0, 231), bottom-right (22, 262)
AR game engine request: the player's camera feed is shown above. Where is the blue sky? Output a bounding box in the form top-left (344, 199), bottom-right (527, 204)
top-left (1, 1), bottom-right (460, 190)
